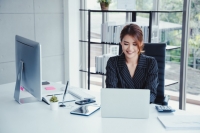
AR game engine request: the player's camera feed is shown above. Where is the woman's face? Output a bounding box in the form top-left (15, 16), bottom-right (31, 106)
top-left (121, 34), bottom-right (140, 59)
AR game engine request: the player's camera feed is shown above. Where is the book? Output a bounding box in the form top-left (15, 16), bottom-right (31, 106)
top-left (95, 54), bottom-right (115, 74)
top-left (101, 22), bottom-right (116, 43)
top-left (157, 115), bottom-right (200, 130)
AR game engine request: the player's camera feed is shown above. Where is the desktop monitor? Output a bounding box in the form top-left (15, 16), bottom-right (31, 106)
top-left (14, 35), bottom-right (42, 104)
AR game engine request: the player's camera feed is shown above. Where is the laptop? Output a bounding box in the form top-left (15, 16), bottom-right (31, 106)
top-left (101, 89), bottom-right (150, 119)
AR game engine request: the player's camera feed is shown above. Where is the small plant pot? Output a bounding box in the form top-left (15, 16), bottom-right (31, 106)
top-left (100, 2), bottom-right (109, 10)
top-left (50, 102), bottom-right (58, 110)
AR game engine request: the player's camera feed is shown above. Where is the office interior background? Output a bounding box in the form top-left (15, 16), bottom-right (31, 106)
top-left (0, 0), bottom-right (199, 113)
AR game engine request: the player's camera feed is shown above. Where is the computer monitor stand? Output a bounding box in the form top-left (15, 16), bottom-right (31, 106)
top-left (14, 61), bottom-right (38, 104)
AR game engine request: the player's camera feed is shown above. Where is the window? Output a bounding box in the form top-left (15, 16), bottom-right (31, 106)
top-left (186, 0), bottom-right (200, 113)
top-left (81, 0), bottom-right (200, 113)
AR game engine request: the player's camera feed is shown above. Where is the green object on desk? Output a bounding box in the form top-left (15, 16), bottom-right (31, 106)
top-left (50, 95), bottom-right (58, 102)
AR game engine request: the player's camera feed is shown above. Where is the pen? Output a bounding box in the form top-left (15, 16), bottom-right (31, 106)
top-left (60, 81), bottom-right (69, 107)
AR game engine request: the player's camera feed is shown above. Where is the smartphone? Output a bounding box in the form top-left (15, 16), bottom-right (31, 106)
top-left (75, 99), bottom-right (96, 105)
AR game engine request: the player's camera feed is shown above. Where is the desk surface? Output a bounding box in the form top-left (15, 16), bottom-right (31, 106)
top-left (0, 82), bottom-right (199, 133)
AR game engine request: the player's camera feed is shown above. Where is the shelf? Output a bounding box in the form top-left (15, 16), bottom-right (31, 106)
top-left (79, 9), bottom-right (183, 13)
top-left (79, 70), bottom-right (106, 76)
top-left (79, 39), bottom-right (119, 45)
top-left (80, 39), bottom-right (181, 50)
top-left (166, 46), bottom-right (181, 50)
top-left (165, 79), bottom-right (178, 86)
top-left (80, 8), bottom-right (183, 90)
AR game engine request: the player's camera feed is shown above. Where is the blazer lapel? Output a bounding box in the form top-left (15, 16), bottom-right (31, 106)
top-left (132, 54), bottom-right (147, 85)
top-left (118, 53), bottom-right (135, 88)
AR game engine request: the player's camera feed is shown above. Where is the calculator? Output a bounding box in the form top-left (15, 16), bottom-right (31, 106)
top-left (155, 105), bottom-right (175, 112)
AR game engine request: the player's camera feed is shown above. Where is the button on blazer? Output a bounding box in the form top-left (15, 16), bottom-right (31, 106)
top-left (105, 53), bottom-right (159, 103)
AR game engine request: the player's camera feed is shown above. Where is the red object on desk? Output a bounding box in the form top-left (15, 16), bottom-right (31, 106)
top-left (45, 86), bottom-right (56, 90)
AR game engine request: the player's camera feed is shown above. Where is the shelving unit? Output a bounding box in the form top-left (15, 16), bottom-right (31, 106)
top-left (79, 9), bottom-right (182, 90)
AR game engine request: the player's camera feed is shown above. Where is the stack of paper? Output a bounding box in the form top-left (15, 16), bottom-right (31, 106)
top-left (157, 115), bottom-right (200, 130)
top-left (42, 93), bottom-right (75, 105)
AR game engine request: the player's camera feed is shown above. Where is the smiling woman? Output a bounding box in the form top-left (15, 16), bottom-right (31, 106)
top-left (120, 24), bottom-right (144, 58)
top-left (105, 24), bottom-right (159, 103)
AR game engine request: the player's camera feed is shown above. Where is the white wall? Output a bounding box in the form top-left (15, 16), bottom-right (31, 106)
top-left (0, 0), bottom-right (80, 87)
top-left (0, 0), bottom-right (80, 86)
top-left (63, 0), bottom-right (80, 87)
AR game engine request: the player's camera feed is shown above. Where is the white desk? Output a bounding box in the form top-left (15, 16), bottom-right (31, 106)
top-left (0, 83), bottom-right (199, 133)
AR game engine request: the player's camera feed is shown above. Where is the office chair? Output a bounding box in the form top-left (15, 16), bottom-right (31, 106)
top-left (118, 43), bottom-right (169, 105)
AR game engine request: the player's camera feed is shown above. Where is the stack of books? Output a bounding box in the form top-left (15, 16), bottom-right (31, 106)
top-left (101, 22), bottom-right (159, 44)
top-left (95, 54), bottom-right (115, 74)
top-left (101, 22), bottom-right (124, 44)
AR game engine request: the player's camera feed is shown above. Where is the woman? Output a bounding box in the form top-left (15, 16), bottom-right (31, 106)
top-left (105, 24), bottom-right (159, 103)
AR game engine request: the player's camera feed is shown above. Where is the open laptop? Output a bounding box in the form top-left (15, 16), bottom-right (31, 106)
top-left (101, 89), bottom-right (150, 119)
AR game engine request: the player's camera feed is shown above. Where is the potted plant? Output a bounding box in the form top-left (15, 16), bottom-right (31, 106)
top-left (97, 0), bottom-right (112, 10)
top-left (50, 95), bottom-right (59, 110)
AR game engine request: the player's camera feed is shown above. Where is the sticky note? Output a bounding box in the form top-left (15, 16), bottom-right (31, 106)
top-left (20, 86), bottom-right (25, 91)
top-left (45, 86), bottom-right (56, 90)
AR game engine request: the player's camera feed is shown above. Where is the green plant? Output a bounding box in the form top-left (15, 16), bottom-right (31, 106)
top-left (97, 0), bottom-right (112, 6)
top-left (50, 95), bottom-right (58, 102)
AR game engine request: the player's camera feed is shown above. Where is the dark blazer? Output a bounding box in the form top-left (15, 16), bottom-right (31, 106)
top-left (105, 53), bottom-right (159, 103)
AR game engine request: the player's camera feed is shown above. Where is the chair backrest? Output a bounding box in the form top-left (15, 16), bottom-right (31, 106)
top-left (143, 43), bottom-right (166, 104)
top-left (118, 43), bottom-right (166, 104)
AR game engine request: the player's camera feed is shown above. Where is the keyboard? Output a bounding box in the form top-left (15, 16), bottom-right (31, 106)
top-left (155, 105), bottom-right (175, 112)
top-left (68, 89), bottom-right (95, 100)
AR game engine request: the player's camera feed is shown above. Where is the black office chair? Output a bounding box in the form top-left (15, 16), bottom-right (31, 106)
top-left (119, 43), bottom-right (169, 105)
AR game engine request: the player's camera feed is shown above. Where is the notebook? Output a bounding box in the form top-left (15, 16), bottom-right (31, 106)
top-left (68, 88), bottom-right (95, 100)
top-left (101, 89), bottom-right (150, 119)
top-left (157, 115), bottom-right (200, 130)
top-left (42, 93), bottom-right (75, 105)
